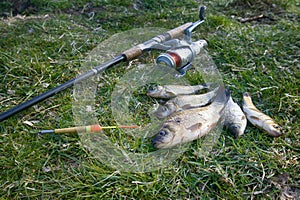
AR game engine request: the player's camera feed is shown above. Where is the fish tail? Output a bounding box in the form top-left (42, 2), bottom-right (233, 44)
top-left (242, 92), bottom-right (255, 108)
top-left (201, 82), bottom-right (213, 89)
top-left (213, 86), bottom-right (230, 104)
top-left (224, 88), bottom-right (231, 102)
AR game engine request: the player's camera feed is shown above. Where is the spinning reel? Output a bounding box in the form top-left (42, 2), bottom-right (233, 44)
top-left (155, 6), bottom-right (207, 75)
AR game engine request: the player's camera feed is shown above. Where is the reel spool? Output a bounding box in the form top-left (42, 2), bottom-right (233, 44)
top-left (156, 39), bottom-right (207, 74)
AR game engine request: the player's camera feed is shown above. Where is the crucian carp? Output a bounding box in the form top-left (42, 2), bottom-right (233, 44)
top-left (153, 87), bottom-right (218, 119)
top-left (152, 87), bottom-right (230, 149)
top-left (146, 83), bottom-right (212, 99)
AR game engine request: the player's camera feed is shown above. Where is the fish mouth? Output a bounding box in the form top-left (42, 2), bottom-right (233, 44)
top-left (270, 126), bottom-right (282, 137)
top-left (146, 88), bottom-right (156, 95)
top-left (153, 106), bottom-right (168, 119)
top-left (154, 104), bottom-right (173, 119)
top-left (228, 125), bottom-right (242, 138)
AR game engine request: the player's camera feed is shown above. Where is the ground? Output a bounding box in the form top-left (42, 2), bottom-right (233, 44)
top-left (0, 0), bottom-right (299, 199)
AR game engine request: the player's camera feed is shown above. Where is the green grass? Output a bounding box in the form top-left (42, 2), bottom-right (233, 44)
top-left (0, 0), bottom-right (299, 199)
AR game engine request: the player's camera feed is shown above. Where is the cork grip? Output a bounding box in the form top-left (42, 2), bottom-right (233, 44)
top-left (122, 22), bottom-right (193, 61)
top-left (122, 47), bottom-right (143, 61)
top-left (167, 22), bottom-right (193, 39)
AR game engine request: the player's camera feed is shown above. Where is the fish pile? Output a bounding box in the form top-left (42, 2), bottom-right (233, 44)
top-left (147, 84), bottom-right (283, 149)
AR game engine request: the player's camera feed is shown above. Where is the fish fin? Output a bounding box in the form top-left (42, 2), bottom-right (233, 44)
top-left (249, 115), bottom-right (260, 121)
top-left (182, 104), bottom-right (192, 110)
top-left (187, 123), bottom-right (202, 132)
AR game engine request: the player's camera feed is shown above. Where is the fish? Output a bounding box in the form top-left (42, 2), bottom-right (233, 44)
top-left (224, 95), bottom-right (247, 137)
top-left (146, 83), bottom-right (212, 99)
top-left (153, 87), bottom-right (219, 119)
top-left (152, 86), bottom-right (230, 149)
top-left (242, 92), bottom-right (282, 137)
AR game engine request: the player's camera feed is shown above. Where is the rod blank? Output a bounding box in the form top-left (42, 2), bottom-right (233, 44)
top-left (0, 55), bottom-right (125, 122)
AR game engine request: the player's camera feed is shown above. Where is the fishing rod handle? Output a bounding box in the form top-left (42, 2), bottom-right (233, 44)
top-left (55, 126), bottom-right (85, 134)
top-left (122, 22), bottom-right (193, 60)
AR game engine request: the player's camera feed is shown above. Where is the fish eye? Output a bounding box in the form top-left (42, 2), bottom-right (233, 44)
top-left (273, 125), bottom-right (280, 129)
top-left (151, 86), bottom-right (156, 90)
top-left (147, 86), bottom-right (157, 92)
top-left (159, 130), bottom-right (167, 136)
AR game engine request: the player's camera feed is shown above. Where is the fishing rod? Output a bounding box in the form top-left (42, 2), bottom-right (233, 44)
top-left (0, 6), bottom-right (206, 122)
